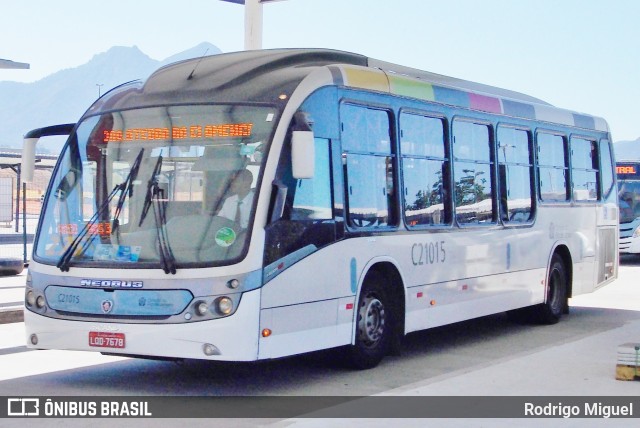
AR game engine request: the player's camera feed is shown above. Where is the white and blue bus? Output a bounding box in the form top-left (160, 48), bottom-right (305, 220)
top-left (616, 161), bottom-right (640, 254)
top-left (22, 49), bottom-right (618, 368)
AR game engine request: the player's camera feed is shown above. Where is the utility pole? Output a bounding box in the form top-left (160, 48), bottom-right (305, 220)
top-left (244, 0), bottom-right (263, 50)
top-left (220, 0), bottom-right (286, 50)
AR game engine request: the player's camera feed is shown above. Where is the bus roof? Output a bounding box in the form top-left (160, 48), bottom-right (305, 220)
top-left (87, 49), bottom-right (609, 133)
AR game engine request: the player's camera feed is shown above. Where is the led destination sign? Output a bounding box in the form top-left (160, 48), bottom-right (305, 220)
top-left (103, 123), bottom-right (254, 143)
top-left (58, 223), bottom-right (112, 236)
top-left (617, 165), bottom-right (637, 175)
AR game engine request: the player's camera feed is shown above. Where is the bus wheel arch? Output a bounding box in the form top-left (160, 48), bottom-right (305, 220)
top-left (347, 262), bottom-right (405, 369)
top-left (507, 245), bottom-right (572, 324)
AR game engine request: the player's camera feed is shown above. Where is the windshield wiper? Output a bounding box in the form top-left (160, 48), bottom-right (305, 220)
top-left (112, 149), bottom-right (144, 234)
top-left (57, 149), bottom-right (145, 272)
top-left (57, 185), bottom-right (118, 271)
top-left (139, 155), bottom-right (177, 274)
top-left (139, 154), bottom-right (162, 227)
top-left (153, 187), bottom-right (177, 274)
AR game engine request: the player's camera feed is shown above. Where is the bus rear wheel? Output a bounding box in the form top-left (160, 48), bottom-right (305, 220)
top-left (346, 272), bottom-right (392, 370)
top-left (534, 254), bottom-right (568, 324)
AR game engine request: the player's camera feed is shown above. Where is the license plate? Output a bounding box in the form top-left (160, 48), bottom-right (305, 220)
top-left (89, 331), bottom-right (126, 349)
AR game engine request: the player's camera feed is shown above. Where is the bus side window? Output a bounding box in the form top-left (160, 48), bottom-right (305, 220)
top-left (497, 126), bottom-right (534, 223)
top-left (400, 113), bottom-right (451, 227)
top-left (571, 137), bottom-right (599, 201)
top-left (341, 104), bottom-right (396, 228)
top-left (452, 120), bottom-right (495, 225)
top-left (291, 139), bottom-right (332, 221)
top-left (537, 132), bottom-right (570, 202)
top-left (264, 138), bottom-right (335, 267)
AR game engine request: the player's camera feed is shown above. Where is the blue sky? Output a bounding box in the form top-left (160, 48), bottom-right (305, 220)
top-left (1, 0), bottom-right (639, 140)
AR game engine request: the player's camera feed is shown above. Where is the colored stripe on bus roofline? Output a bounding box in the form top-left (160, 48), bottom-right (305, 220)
top-left (336, 65), bottom-right (602, 132)
top-left (469, 93), bottom-right (502, 114)
top-left (573, 113), bottom-right (596, 130)
top-left (343, 67), bottom-right (389, 92)
top-left (502, 99), bottom-right (536, 119)
top-left (433, 86), bottom-right (470, 108)
top-left (534, 103), bottom-right (575, 127)
top-left (388, 74), bottom-right (435, 101)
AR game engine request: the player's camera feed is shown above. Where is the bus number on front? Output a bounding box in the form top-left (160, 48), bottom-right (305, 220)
top-left (411, 241), bottom-right (446, 266)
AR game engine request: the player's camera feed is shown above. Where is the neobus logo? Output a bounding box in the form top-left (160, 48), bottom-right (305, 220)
top-left (80, 279), bottom-right (143, 288)
top-left (616, 165), bottom-right (637, 174)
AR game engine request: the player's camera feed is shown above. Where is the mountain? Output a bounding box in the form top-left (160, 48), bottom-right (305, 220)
top-left (613, 139), bottom-right (640, 161)
top-left (2, 42), bottom-right (636, 154)
top-left (0, 42), bottom-right (221, 152)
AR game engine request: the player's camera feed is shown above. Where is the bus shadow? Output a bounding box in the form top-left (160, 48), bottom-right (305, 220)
top-left (10, 304), bottom-right (639, 396)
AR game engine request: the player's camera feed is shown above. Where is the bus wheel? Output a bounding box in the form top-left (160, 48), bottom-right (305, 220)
top-left (535, 254), bottom-right (568, 324)
top-left (347, 272), bottom-right (392, 369)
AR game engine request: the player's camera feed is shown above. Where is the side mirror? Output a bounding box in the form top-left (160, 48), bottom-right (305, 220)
top-left (22, 124), bottom-right (75, 183)
top-left (291, 130), bottom-right (315, 179)
top-left (21, 137), bottom-right (38, 183)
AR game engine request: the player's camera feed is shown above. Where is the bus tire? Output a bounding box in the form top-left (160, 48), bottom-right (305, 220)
top-left (534, 254), bottom-right (568, 324)
top-left (346, 271), bottom-right (393, 370)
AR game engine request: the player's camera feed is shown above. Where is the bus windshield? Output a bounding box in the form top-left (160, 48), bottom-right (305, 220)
top-left (618, 179), bottom-right (640, 223)
top-left (35, 104), bottom-right (276, 271)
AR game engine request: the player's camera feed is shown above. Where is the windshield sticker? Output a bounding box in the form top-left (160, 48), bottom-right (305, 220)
top-left (215, 227), bottom-right (236, 247)
top-left (93, 244), bottom-right (141, 262)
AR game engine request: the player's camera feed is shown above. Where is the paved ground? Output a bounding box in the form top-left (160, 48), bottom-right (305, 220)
top-left (279, 260), bottom-right (640, 426)
top-left (0, 259), bottom-right (638, 426)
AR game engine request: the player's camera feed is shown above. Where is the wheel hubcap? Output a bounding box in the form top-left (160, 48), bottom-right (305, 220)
top-left (358, 294), bottom-right (385, 348)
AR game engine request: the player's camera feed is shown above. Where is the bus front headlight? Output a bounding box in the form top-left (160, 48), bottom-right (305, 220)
top-left (26, 290), bottom-right (36, 307)
top-left (633, 226), bottom-right (640, 238)
top-left (194, 301), bottom-right (209, 316)
top-left (36, 296), bottom-right (46, 309)
top-left (215, 297), bottom-right (234, 315)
